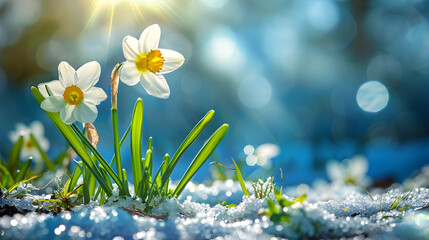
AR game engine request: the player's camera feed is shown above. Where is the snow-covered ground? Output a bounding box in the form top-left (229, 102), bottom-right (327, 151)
top-left (1, 179), bottom-right (428, 240)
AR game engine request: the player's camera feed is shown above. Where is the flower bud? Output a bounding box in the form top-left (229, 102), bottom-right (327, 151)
top-left (111, 63), bottom-right (121, 109)
top-left (84, 123), bottom-right (99, 148)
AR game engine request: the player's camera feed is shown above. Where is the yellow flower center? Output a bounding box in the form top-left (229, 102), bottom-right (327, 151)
top-left (344, 176), bottom-right (356, 185)
top-left (25, 140), bottom-right (34, 149)
top-left (135, 50), bottom-right (165, 74)
top-left (63, 85), bottom-right (83, 105)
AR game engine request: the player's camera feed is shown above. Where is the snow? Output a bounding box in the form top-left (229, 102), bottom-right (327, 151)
top-left (1, 179), bottom-right (429, 239)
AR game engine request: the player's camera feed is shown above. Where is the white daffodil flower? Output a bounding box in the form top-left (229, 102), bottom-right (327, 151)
top-left (119, 24), bottom-right (185, 99)
top-left (244, 143), bottom-right (280, 167)
top-left (8, 121), bottom-right (49, 171)
top-left (38, 61), bottom-right (107, 124)
top-left (326, 155), bottom-right (371, 186)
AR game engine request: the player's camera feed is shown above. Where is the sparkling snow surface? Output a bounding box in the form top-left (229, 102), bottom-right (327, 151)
top-left (1, 181), bottom-right (428, 240)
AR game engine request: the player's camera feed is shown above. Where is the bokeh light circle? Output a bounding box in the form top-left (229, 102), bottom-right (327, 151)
top-left (356, 81), bottom-right (389, 113)
top-left (238, 75), bottom-right (272, 109)
top-left (306, 0), bottom-right (339, 32)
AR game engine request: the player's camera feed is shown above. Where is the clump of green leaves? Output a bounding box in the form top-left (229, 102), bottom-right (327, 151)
top-left (262, 192), bottom-right (307, 225)
top-left (252, 177), bottom-right (275, 199)
top-left (0, 132), bottom-right (73, 191)
top-left (33, 177), bottom-right (83, 213)
top-left (217, 200), bottom-right (237, 211)
top-left (32, 87), bottom-right (229, 211)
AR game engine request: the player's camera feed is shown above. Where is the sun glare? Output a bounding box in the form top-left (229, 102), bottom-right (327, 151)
top-left (85, 0), bottom-right (181, 49)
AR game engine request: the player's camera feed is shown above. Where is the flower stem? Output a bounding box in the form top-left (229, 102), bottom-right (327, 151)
top-left (112, 109), bottom-right (124, 192)
top-left (111, 63), bottom-right (126, 196)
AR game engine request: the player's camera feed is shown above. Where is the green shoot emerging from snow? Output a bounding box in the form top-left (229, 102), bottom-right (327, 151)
top-left (263, 192), bottom-right (307, 225)
top-left (252, 177), bottom-right (275, 199)
top-left (217, 200), bottom-right (237, 211)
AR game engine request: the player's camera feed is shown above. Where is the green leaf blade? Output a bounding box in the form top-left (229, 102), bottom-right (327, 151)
top-left (232, 158), bottom-right (250, 197)
top-left (131, 98), bottom-right (144, 196)
top-left (9, 136), bottom-right (24, 172)
top-left (173, 124), bottom-right (229, 197)
top-left (162, 110), bottom-right (215, 189)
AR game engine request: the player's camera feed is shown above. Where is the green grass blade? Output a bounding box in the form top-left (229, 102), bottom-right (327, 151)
top-left (362, 185), bottom-right (374, 201)
top-left (232, 158), bottom-right (249, 197)
top-left (121, 168), bottom-right (130, 195)
top-left (145, 149), bottom-right (153, 180)
top-left (7, 173), bottom-right (44, 195)
top-left (162, 110), bottom-right (215, 189)
top-left (398, 204), bottom-right (411, 211)
top-left (279, 168), bottom-right (283, 196)
top-left (109, 124), bottom-right (132, 166)
top-left (131, 98), bottom-right (144, 196)
top-left (294, 194), bottom-right (307, 203)
top-left (29, 134), bottom-right (55, 171)
top-left (81, 165), bottom-right (91, 204)
top-left (157, 154), bottom-right (169, 189)
top-left (88, 158), bottom-right (97, 196)
top-left (94, 184), bottom-right (102, 201)
top-left (15, 159), bottom-right (31, 182)
top-left (147, 137), bottom-right (153, 150)
top-left (162, 155), bottom-right (170, 196)
top-left (68, 163), bottom-right (82, 193)
top-left (0, 162), bottom-right (14, 187)
top-left (9, 136), bottom-right (24, 172)
top-left (147, 160), bottom-right (166, 203)
top-left (108, 124), bottom-right (131, 196)
top-left (31, 87), bottom-right (112, 196)
top-left (99, 164), bottom-right (113, 188)
top-left (390, 197), bottom-right (403, 210)
top-left (70, 124), bottom-right (124, 194)
top-left (99, 189), bottom-right (106, 205)
top-left (173, 124), bottom-right (229, 197)
top-left (112, 108), bottom-right (123, 183)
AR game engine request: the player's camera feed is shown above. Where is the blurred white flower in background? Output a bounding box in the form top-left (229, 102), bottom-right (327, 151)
top-left (326, 155), bottom-right (371, 186)
top-left (8, 121), bottom-right (49, 171)
top-left (244, 143), bottom-right (280, 168)
top-left (119, 24), bottom-right (185, 99)
top-left (404, 165), bottom-right (429, 190)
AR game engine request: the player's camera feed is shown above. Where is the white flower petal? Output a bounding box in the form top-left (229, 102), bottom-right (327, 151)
top-left (255, 143), bottom-right (280, 159)
top-left (58, 61), bottom-right (76, 87)
top-left (29, 121), bottom-right (44, 137)
top-left (139, 24), bottom-right (161, 53)
top-left (8, 131), bottom-right (20, 143)
top-left (41, 96), bottom-right (66, 112)
top-left (159, 49), bottom-right (185, 74)
top-left (84, 87), bottom-right (107, 105)
top-left (141, 72), bottom-right (170, 99)
top-left (39, 138), bottom-right (50, 152)
top-left (119, 61), bottom-right (140, 86)
top-left (77, 61), bottom-right (101, 91)
top-left (21, 148), bottom-right (41, 162)
top-left (123, 35), bottom-right (139, 61)
top-left (38, 80), bottom-right (65, 98)
top-left (73, 102), bottom-right (97, 123)
top-left (60, 104), bottom-right (76, 125)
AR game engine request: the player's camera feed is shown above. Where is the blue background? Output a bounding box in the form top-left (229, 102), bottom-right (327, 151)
top-left (1, 0), bottom-right (429, 185)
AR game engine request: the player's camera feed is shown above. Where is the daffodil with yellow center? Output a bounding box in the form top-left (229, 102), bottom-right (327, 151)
top-left (119, 24), bottom-right (185, 99)
top-left (38, 61), bottom-right (107, 124)
top-left (8, 121), bottom-right (50, 172)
